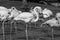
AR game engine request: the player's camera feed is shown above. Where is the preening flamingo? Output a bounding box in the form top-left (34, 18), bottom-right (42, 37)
top-left (42, 8), bottom-right (53, 18)
top-left (30, 6), bottom-right (44, 28)
top-left (13, 6), bottom-right (42, 22)
top-left (30, 6), bottom-right (43, 22)
top-left (13, 10), bottom-right (34, 40)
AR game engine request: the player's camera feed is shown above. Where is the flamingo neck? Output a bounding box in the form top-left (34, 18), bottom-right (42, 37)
top-left (31, 8), bottom-right (39, 22)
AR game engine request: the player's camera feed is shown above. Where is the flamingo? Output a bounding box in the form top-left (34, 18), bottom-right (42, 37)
top-left (7, 7), bottom-right (22, 40)
top-left (13, 6), bottom-right (42, 40)
top-left (0, 6), bottom-right (11, 40)
top-left (13, 6), bottom-right (43, 22)
top-left (42, 8), bottom-right (53, 18)
top-left (41, 12), bottom-right (60, 40)
top-left (41, 18), bottom-right (60, 40)
top-left (13, 11), bottom-right (34, 40)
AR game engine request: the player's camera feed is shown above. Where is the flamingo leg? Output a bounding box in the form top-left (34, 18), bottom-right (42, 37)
top-left (10, 22), bottom-right (13, 40)
top-left (2, 21), bottom-right (5, 40)
top-left (52, 28), bottom-right (54, 40)
top-left (35, 22), bottom-right (36, 28)
top-left (14, 22), bottom-right (17, 34)
top-left (26, 24), bottom-right (28, 40)
top-left (29, 23), bottom-right (31, 30)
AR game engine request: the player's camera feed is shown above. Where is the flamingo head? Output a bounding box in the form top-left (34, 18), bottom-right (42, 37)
top-left (56, 13), bottom-right (60, 19)
top-left (11, 7), bottom-right (17, 10)
top-left (30, 6), bottom-right (43, 22)
top-left (56, 13), bottom-right (60, 24)
top-left (34, 6), bottom-right (43, 14)
top-left (42, 8), bottom-right (53, 18)
top-left (30, 6), bottom-right (43, 13)
top-left (7, 7), bottom-right (21, 20)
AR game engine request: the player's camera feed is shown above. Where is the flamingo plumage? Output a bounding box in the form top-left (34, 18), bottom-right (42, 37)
top-left (7, 7), bottom-right (22, 40)
top-left (41, 18), bottom-right (59, 27)
top-left (8, 7), bottom-right (21, 20)
top-left (13, 6), bottom-right (42, 40)
top-left (0, 6), bottom-right (11, 40)
top-left (0, 6), bottom-right (10, 21)
top-left (42, 8), bottom-right (53, 18)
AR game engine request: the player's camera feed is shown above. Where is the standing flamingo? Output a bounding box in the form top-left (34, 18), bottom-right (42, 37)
top-left (7, 7), bottom-right (22, 40)
top-left (41, 17), bottom-right (60, 40)
top-left (0, 6), bottom-right (11, 40)
top-left (13, 11), bottom-right (34, 40)
top-left (41, 12), bottom-right (60, 40)
top-left (13, 6), bottom-right (42, 40)
top-left (41, 8), bottom-right (55, 40)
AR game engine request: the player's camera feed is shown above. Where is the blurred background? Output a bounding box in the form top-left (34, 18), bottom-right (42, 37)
top-left (0, 0), bottom-right (60, 40)
top-left (0, 0), bottom-right (60, 7)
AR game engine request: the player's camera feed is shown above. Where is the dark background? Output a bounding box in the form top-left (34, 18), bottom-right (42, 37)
top-left (0, 0), bottom-right (59, 2)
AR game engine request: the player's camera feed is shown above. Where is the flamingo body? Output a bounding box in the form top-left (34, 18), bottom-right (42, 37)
top-left (0, 6), bottom-right (10, 21)
top-left (41, 18), bottom-right (60, 27)
top-left (14, 6), bottom-right (43, 23)
top-left (14, 12), bottom-right (33, 23)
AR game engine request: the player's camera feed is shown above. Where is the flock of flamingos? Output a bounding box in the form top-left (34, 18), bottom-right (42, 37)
top-left (0, 6), bottom-right (60, 40)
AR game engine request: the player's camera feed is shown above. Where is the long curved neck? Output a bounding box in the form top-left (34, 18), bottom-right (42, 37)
top-left (32, 7), bottom-right (39, 22)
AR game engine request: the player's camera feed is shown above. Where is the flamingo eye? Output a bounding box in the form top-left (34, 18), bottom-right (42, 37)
top-left (12, 7), bottom-right (15, 10)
